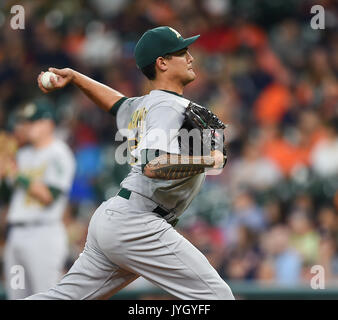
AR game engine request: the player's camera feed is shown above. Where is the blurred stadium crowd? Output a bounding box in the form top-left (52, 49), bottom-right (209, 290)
top-left (0, 0), bottom-right (338, 294)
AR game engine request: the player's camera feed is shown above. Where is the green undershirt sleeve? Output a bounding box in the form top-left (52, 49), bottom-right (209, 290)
top-left (108, 97), bottom-right (128, 116)
top-left (48, 186), bottom-right (63, 200)
top-left (15, 174), bottom-right (63, 202)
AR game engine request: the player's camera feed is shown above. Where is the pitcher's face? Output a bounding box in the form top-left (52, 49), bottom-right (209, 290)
top-left (165, 48), bottom-right (196, 85)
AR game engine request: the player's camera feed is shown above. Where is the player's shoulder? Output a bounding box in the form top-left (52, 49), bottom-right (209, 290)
top-left (147, 90), bottom-right (190, 112)
top-left (120, 90), bottom-right (190, 110)
top-left (49, 139), bottom-right (75, 160)
top-left (17, 144), bottom-right (33, 157)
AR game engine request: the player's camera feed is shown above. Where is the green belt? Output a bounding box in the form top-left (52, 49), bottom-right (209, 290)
top-left (117, 188), bottom-right (179, 227)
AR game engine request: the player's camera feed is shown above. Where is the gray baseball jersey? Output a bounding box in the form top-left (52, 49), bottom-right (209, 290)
top-left (116, 89), bottom-right (205, 216)
top-left (7, 139), bottom-right (76, 224)
top-left (4, 138), bottom-right (75, 299)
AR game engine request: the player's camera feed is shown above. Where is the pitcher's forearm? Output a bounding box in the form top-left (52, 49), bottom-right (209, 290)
top-left (143, 154), bottom-right (215, 180)
top-left (72, 71), bottom-right (124, 113)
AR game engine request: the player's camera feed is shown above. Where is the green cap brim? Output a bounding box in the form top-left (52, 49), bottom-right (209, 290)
top-left (166, 35), bottom-right (200, 55)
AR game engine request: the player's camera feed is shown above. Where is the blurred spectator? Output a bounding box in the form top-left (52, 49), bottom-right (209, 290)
top-left (260, 225), bottom-right (302, 285)
top-left (219, 226), bottom-right (262, 281)
top-left (229, 140), bottom-right (282, 195)
top-left (259, 124), bottom-right (306, 176)
top-left (318, 234), bottom-right (338, 283)
top-left (269, 19), bottom-right (307, 71)
top-left (310, 118), bottom-right (338, 177)
top-left (317, 206), bottom-right (338, 237)
top-left (288, 210), bottom-right (320, 266)
top-left (292, 193), bottom-right (315, 214)
top-left (254, 82), bottom-right (292, 125)
top-left (256, 258), bottom-right (275, 284)
top-left (181, 220), bottom-right (226, 272)
top-left (80, 21), bottom-right (122, 67)
top-left (220, 190), bottom-right (266, 247)
top-left (263, 200), bottom-right (283, 228)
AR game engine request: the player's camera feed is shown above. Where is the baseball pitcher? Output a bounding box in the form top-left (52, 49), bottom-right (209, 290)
top-left (26, 26), bottom-right (233, 300)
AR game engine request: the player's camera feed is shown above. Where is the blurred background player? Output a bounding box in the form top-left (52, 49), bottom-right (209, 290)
top-left (1, 100), bottom-right (75, 299)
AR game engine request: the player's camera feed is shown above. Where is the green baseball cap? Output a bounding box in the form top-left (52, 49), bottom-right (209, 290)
top-left (16, 99), bottom-right (56, 123)
top-left (134, 26), bottom-right (200, 69)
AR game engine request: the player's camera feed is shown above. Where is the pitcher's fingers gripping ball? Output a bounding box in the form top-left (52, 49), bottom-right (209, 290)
top-left (37, 72), bottom-right (56, 93)
top-left (37, 68), bottom-right (74, 93)
top-left (41, 71), bottom-right (58, 89)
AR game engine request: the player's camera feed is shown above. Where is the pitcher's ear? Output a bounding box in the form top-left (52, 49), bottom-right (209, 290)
top-left (155, 56), bottom-right (169, 72)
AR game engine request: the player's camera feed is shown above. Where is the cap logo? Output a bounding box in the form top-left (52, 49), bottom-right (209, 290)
top-left (168, 27), bottom-right (182, 38)
top-left (22, 103), bottom-right (36, 117)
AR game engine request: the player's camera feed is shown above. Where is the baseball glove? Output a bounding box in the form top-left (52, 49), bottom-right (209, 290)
top-left (0, 131), bottom-right (18, 178)
top-left (179, 102), bottom-right (227, 165)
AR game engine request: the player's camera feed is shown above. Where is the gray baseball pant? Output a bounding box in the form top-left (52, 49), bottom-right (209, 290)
top-left (4, 223), bottom-right (68, 300)
top-left (26, 192), bottom-right (234, 300)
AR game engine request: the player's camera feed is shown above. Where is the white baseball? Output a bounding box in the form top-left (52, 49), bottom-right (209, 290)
top-left (41, 71), bottom-right (57, 89)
